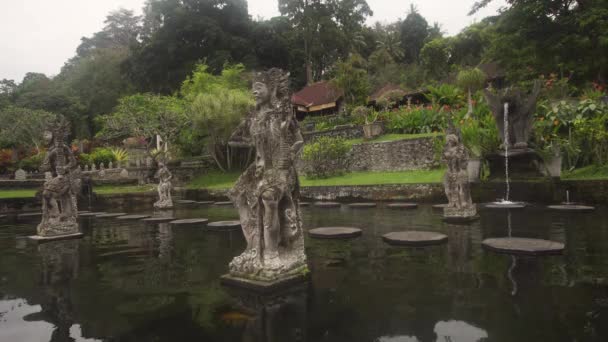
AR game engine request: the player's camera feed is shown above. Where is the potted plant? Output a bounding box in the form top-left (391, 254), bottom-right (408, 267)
top-left (362, 111), bottom-right (383, 139)
top-left (540, 141), bottom-right (563, 178)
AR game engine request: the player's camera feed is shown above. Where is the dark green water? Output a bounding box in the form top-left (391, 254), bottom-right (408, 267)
top-left (1, 203), bottom-right (607, 342)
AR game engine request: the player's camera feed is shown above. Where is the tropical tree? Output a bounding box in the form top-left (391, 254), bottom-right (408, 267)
top-left (457, 67), bottom-right (487, 117)
top-left (332, 54), bottom-right (370, 106)
top-left (0, 106), bottom-right (56, 153)
top-left (420, 38), bottom-right (451, 79)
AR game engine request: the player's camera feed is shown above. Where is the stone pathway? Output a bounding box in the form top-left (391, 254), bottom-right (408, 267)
top-left (170, 218), bottom-right (209, 226)
top-left (482, 237), bottom-right (564, 255)
top-left (382, 231), bottom-right (447, 246)
top-left (206, 220), bottom-right (241, 231)
top-left (308, 227), bottom-right (362, 239)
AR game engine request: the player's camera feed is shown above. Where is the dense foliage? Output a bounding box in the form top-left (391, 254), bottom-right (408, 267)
top-left (302, 136), bottom-right (351, 178)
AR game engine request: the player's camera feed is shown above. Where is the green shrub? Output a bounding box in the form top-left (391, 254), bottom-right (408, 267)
top-left (385, 105), bottom-right (447, 134)
top-left (19, 152), bottom-right (46, 172)
top-left (90, 148), bottom-right (116, 167)
top-left (301, 137), bottom-right (351, 179)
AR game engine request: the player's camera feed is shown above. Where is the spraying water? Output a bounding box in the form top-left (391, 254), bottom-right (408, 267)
top-left (502, 102), bottom-right (512, 203)
top-left (566, 190), bottom-right (570, 204)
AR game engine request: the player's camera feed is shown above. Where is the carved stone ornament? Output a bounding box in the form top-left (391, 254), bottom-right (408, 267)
top-left (153, 162), bottom-right (173, 209)
top-left (226, 68), bottom-right (307, 284)
top-left (443, 133), bottom-right (477, 220)
top-left (37, 115), bottom-right (82, 237)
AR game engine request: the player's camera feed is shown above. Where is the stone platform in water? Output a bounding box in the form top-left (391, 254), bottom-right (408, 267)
top-left (387, 203), bottom-right (418, 209)
top-left (348, 203), bottom-right (377, 208)
top-left (547, 204), bottom-right (595, 212)
top-left (77, 211), bottom-right (90, 214)
top-left (482, 237), bottom-right (564, 256)
top-left (176, 200), bottom-right (197, 204)
top-left (0, 215), bottom-right (6, 219)
top-left (28, 232), bottom-right (84, 242)
top-left (308, 227), bottom-right (362, 239)
top-left (314, 202), bottom-right (341, 208)
top-left (382, 231), bottom-right (448, 246)
top-left (443, 206), bottom-right (479, 223)
top-left (207, 220), bottom-right (241, 231)
top-left (170, 218), bottom-right (209, 226)
top-left (17, 212), bottom-right (42, 219)
top-left (116, 214), bottom-right (150, 220)
top-left (486, 148), bottom-right (546, 179)
top-left (214, 201), bottom-right (233, 206)
top-left (432, 204), bottom-right (448, 210)
top-left (299, 202), bottom-right (311, 206)
top-left (196, 201), bottom-right (214, 205)
top-left (79, 212), bottom-right (106, 217)
top-left (96, 213), bottom-right (127, 218)
top-left (485, 202), bottom-right (526, 209)
top-left (142, 217), bottom-right (176, 223)
top-left (220, 271), bottom-right (309, 294)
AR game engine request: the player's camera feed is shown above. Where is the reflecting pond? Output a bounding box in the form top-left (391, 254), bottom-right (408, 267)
top-left (1, 203), bottom-right (608, 341)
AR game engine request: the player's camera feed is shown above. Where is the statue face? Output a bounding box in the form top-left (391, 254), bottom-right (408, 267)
top-left (252, 82), bottom-right (270, 106)
top-left (43, 131), bottom-right (53, 145)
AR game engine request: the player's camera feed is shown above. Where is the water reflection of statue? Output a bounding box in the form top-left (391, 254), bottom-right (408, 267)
top-left (443, 133), bottom-right (477, 220)
top-left (484, 81), bottom-right (541, 149)
top-left (226, 68), bottom-right (307, 283)
top-left (222, 284), bottom-right (307, 342)
top-left (24, 240), bottom-right (80, 342)
top-left (153, 162), bottom-right (173, 209)
top-left (38, 116), bottom-right (82, 237)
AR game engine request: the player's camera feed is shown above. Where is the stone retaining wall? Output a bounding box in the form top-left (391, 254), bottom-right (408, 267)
top-left (348, 137), bottom-right (439, 172)
top-left (303, 125), bottom-right (363, 142)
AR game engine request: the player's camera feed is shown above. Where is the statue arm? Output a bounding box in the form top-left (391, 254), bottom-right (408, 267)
top-left (523, 80), bottom-right (542, 114)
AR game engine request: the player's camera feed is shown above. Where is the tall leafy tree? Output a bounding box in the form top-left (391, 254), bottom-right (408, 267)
top-left (457, 67), bottom-right (487, 117)
top-left (0, 106), bottom-right (56, 152)
top-left (399, 4), bottom-right (429, 64)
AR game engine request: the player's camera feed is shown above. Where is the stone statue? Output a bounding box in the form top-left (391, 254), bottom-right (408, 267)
top-left (14, 168), bottom-right (26, 180)
top-left (484, 81), bottom-right (541, 149)
top-left (443, 133), bottom-right (477, 221)
top-left (37, 116), bottom-right (82, 237)
top-left (225, 68), bottom-right (307, 285)
top-left (153, 162), bottom-right (173, 209)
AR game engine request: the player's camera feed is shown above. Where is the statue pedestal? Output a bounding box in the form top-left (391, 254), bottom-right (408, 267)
top-left (443, 206), bottom-right (479, 223)
top-left (486, 148), bottom-right (546, 179)
top-left (28, 232), bottom-right (83, 242)
top-left (221, 270), bottom-right (309, 294)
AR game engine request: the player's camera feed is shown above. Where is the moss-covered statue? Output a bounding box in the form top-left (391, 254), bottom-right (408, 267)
top-left (226, 68), bottom-right (307, 285)
top-left (153, 161), bottom-right (173, 209)
top-left (443, 133), bottom-right (477, 221)
top-left (37, 115), bottom-right (82, 237)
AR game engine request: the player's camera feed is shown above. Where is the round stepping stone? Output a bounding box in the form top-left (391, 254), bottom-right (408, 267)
top-left (176, 200), bottom-right (197, 204)
top-left (547, 204), bottom-right (595, 212)
top-left (207, 220), bottom-right (241, 231)
top-left (214, 201), bottom-right (233, 206)
top-left (196, 201), bottom-right (215, 205)
top-left (78, 212), bottom-right (106, 217)
top-left (485, 202), bottom-right (526, 209)
top-left (17, 212), bottom-right (42, 219)
top-left (78, 210), bottom-right (91, 214)
top-left (142, 217), bottom-right (176, 224)
top-left (432, 204), bottom-right (448, 210)
top-left (314, 202), bottom-right (341, 208)
top-left (308, 227), bottom-right (362, 239)
top-left (482, 237), bottom-right (564, 256)
top-left (96, 212), bottom-right (127, 218)
top-left (299, 202), bottom-right (311, 207)
top-left (170, 218), bottom-right (209, 226)
top-left (387, 203), bottom-right (418, 209)
top-left (0, 215), bottom-right (7, 219)
top-left (348, 203), bottom-right (377, 208)
top-left (116, 214), bottom-right (150, 220)
top-left (382, 231), bottom-right (448, 246)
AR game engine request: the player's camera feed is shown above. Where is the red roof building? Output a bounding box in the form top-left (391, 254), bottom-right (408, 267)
top-left (291, 81), bottom-right (344, 120)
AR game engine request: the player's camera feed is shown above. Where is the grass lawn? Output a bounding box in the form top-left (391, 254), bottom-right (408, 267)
top-left (188, 169), bottom-right (445, 190)
top-left (94, 185), bottom-right (156, 194)
top-left (345, 133), bottom-right (441, 146)
top-left (0, 189), bottom-right (37, 199)
top-left (562, 165), bottom-right (608, 180)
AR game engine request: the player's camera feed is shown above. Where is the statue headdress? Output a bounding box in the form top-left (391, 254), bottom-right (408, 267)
top-left (48, 115), bottom-right (70, 145)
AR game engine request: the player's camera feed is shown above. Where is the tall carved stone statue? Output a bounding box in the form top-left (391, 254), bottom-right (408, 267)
top-left (153, 162), bottom-right (173, 209)
top-left (36, 116), bottom-right (82, 238)
top-left (443, 133), bottom-right (477, 221)
top-left (484, 81), bottom-right (541, 149)
top-left (224, 68), bottom-right (307, 286)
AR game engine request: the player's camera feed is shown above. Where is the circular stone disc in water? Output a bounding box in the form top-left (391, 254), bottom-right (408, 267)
top-left (314, 202), bottom-right (341, 208)
top-left (0, 215), bottom-right (7, 219)
top-left (116, 214), bottom-right (151, 220)
top-left (482, 237), bottom-right (564, 256)
top-left (17, 212), bottom-right (42, 219)
top-left (484, 202), bottom-right (526, 209)
top-left (432, 204), bottom-right (448, 210)
top-left (206, 220), bottom-right (241, 231)
top-left (78, 212), bottom-right (106, 217)
top-left (170, 218), bottom-right (209, 226)
top-left (77, 211), bottom-right (90, 214)
top-left (387, 203), bottom-right (418, 209)
top-left (196, 201), bottom-right (215, 205)
top-left (96, 213), bottom-right (127, 218)
top-left (214, 201), bottom-right (233, 206)
top-left (299, 202), bottom-right (311, 207)
top-left (382, 231), bottom-right (447, 246)
top-left (547, 204), bottom-right (595, 212)
top-left (308, 227), bottom-right (362, 239)
top-left (176, 200), bottom-right (197, 204)
top-left (348, 203), bottom-right (377, 208)
top-left (142, 217), bottom-right (176, 223)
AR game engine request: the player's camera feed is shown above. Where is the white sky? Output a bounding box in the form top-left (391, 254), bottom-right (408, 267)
top-left (0, 0), bottom-right (506, 83)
